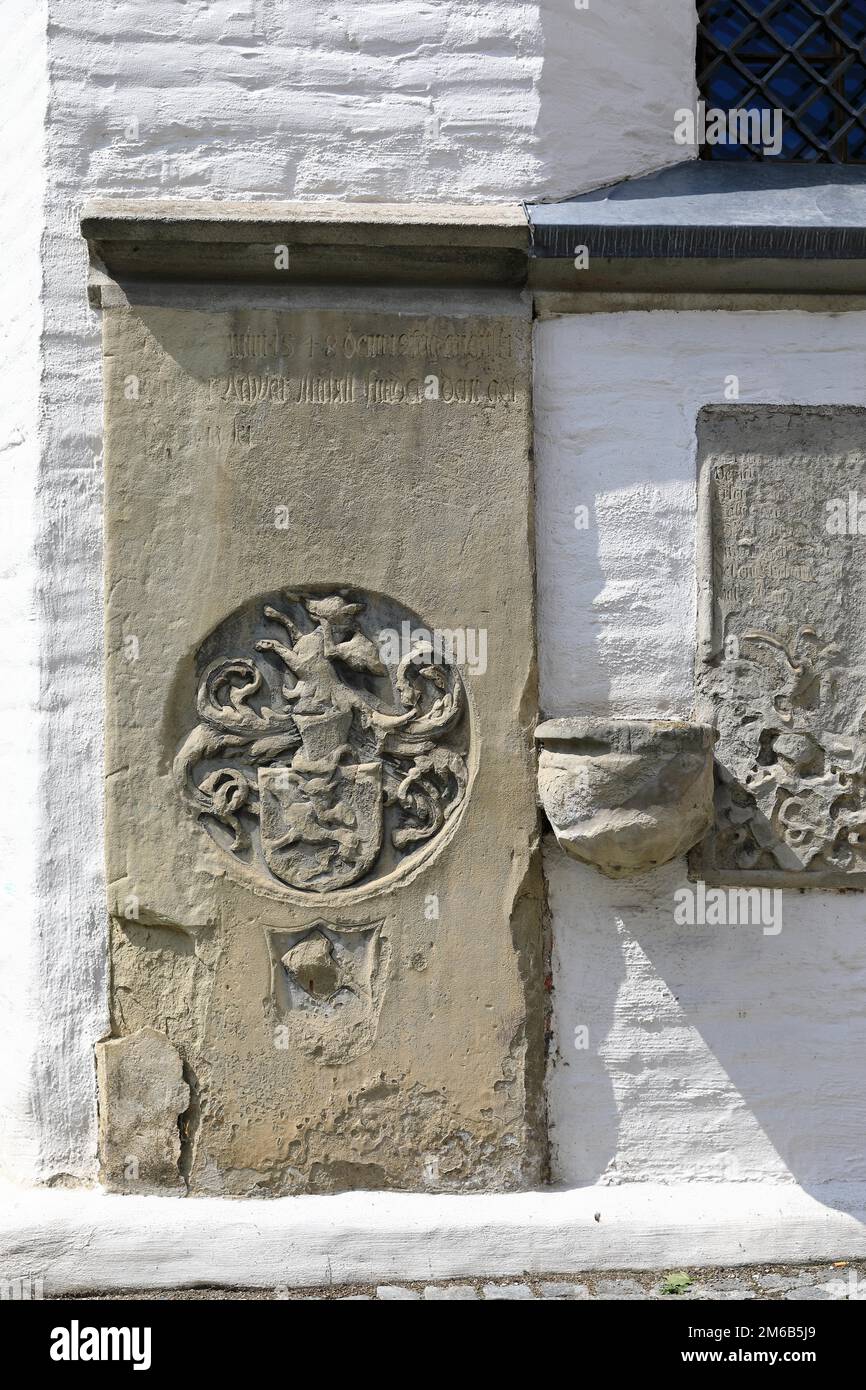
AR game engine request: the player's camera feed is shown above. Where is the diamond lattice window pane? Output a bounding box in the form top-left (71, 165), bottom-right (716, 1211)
top-left (697, 0), bottom-right (866, 161)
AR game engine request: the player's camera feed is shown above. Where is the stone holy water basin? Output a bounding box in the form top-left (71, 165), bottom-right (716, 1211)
top-left (535, 717), bottom-right (717, 878)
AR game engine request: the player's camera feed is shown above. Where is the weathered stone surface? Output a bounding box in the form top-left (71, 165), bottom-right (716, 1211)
top-left (82, 200), bottom-right (530, 294)
top-left (423, 1284), bottom-right (480, 1300)
top-left (688, 1284), bottom-right (757, 1301)
top-left (481, 1282), bottom-right (535, 1299)
top-left (535, 718), bottom-right (716, 878)
top-left (784, 1287), bottom-right (835, 1300)
top-left (100, 290), bottom-right (544, 1194)
top-left (692, 405), bottom-right (866, 888)
top-left (95, 1029), bottom-right (189, 1193)
top-left (538, 1281), bottom-right (591, 1299)
top-left (594, 1277), bottom-right (647, 1300)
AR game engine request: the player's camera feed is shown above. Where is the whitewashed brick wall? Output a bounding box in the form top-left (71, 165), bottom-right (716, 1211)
top-left (537, 311), bottom-right (866, 1188)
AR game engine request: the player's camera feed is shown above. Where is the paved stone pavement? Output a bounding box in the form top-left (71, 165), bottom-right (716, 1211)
top-left (61, 1262), bottom-right (866, 1300)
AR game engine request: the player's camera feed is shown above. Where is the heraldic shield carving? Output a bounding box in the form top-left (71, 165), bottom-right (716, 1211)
top-left (174, 588), bottom-right (471, 894)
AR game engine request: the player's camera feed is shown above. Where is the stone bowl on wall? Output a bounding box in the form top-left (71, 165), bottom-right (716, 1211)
top-left (535, 717), bottom-right (717, 879)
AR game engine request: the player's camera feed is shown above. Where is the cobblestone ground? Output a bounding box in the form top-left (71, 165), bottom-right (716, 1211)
top-left (63, 1262), bottom-right (866, 1300)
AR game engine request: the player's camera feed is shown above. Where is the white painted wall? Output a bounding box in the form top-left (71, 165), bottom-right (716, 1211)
top-left (47, 0), bottom-right (695, 204)
top-left (536, 311), bottom-right (866, 1187)
top-left (0, 0), bottom-right (48, 1182)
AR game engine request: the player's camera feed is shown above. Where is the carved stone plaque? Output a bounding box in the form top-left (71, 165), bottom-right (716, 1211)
top-left (100, 293), bottom-right (543, 1194)
top-left (174, 588), bottom-right (469, 897)
top-left (691, 405), bottom-right (866, 888)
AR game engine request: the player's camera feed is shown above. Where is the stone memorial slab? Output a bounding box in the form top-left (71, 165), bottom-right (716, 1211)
top-left (692, 405), bottom-right (866, 888)
top-left (98, 287), bottom-right (543, 1194)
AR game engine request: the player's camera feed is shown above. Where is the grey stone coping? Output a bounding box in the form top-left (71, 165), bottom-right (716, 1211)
top-left (528, 162), bottom-right (866, 260)
top-left (80, 170), bottom-right (866, 298)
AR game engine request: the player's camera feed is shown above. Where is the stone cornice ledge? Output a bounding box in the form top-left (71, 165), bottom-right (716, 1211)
top-left (81, 199), bottom-right (530, 292)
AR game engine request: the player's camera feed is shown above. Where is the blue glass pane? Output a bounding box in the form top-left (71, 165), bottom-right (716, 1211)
top-left (697, 0), bottom-right (866, 159)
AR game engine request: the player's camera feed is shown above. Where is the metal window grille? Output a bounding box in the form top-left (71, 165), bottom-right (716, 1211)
top-left (697, 1), bottom-right (866, 160)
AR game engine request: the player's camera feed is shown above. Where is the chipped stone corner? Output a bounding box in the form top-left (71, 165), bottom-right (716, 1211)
top-left (95, 1028), bottom-right (190, 1195)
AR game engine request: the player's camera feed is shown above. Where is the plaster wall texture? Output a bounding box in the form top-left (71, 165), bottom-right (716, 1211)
top-left (536, 310), bottom-right (866, 1188)
top-left (4, 1181), bottom-right (866, 1293)
top-left (47, 0), bottom-right (695, 204)
top-left (0, 0), bottom-right (50, 1181)
top-left (5, 0), bottom-right (698, 1185)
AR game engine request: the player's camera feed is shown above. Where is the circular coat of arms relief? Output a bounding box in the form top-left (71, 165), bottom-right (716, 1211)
top-left (174, 588), bottom-right (472, 898)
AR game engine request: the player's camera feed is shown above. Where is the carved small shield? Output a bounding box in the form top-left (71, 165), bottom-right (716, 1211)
top-left (258, 762), bottom-right (383, 892)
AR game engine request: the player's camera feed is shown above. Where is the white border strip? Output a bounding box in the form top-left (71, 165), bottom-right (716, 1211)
top-left (3, 1184), bottom-right (865, 1294)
